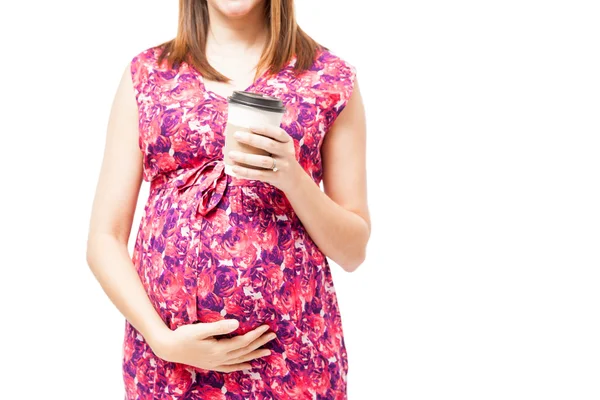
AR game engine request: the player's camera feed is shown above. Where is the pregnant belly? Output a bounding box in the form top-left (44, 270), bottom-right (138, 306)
top-left (194, 210), bottom-right (301, 334)
top-left (133, 187), bottom-right (343, 381)
top-left (137, 187), bottom-right (302, 337)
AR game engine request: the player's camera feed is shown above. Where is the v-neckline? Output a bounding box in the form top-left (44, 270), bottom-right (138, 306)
top-left (186, 56), bottom-right (297, 101)
top-left (192, 65), bottom-right (271, 101)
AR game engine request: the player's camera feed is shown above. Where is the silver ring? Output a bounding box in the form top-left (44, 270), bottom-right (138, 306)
top-left (271, 157), bottom-right (278, 172)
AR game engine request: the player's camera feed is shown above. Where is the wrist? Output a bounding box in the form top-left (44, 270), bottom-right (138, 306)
top-left (282, 162), bottom-right (309, 195)
top-left (144, 323), bottom-right (173, 357)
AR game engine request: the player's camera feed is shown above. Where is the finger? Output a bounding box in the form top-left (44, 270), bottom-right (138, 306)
top-left (249, 125), bottom-right (291, 143)
top-left (217, 324), bottom-right (271, 353)
top-left (234, 131), bottom-right (283, 155)
top-left (226, 331), bottom-right (277, 360)
top-left (213, 363), bottom-right (253, 373)
top-left (231, 165), bottom-right (272, 182)
top-left (222, 349), bottom-right (271, 365)
top-left (228, 151), bottom-right (275, 170)
top-left (194, 319), bottom-right (240, 339)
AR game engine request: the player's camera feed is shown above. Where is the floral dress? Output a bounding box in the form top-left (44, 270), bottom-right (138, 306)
top-left (123, 44), bottom-right (356, 400)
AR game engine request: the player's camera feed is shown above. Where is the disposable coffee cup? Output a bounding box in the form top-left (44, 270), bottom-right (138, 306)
top-left (223, 91), bottom-right (286, 177)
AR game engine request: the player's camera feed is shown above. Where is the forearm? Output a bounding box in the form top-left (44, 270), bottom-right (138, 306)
top-left (86, 233), bottom-right (170, 346)
top-left (284, 170), bottom-right (370, 272)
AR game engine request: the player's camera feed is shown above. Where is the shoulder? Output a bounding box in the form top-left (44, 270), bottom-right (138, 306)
top-left (305, 48), bottom-right (358, 131)
top-left (304, 48), bottom-right (356, 104)
top-left (312, 47), bottom-right (357, 84)
top-left (129, 43), bottom-right (175, 96)
top-left (130, 43), bottom-right (169, 74)
top-left (312, 48), bottom-right (357, 105)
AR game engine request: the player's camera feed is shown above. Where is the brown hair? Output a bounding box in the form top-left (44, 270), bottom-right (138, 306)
top-left (157, 0), bottom-right (322, 82)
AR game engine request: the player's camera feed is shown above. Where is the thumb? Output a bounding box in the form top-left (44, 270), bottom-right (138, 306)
top-left (196, 319), bottom-right (239, 338)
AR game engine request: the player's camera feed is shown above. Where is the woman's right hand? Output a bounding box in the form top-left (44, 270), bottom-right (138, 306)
top-left (150, 319), bottom-right (276, 372)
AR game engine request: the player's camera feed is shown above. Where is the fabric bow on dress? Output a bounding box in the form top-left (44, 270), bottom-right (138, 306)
top-left (175, 158), bottom-right (228, 216)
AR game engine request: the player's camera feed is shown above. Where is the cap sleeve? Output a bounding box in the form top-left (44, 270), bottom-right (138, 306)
top-left (130, 51), bottom-right (148, 108)
top-left (129, 49), bottom-right (156, 153)
top-left (323, 58), bottom-right (357, 133)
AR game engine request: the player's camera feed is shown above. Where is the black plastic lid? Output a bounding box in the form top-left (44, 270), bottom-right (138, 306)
top-left (228, 91), bottom-right (286, 113)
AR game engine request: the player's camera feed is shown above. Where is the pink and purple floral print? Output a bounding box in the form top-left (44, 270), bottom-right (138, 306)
top-left (123, 44), bottom-right (356, 399)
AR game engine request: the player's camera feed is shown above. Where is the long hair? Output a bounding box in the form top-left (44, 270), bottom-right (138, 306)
top-left (157, 0), bottom-right (322, 82)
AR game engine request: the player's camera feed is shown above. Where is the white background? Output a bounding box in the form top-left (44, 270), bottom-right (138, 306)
top-left (1, 1), bottom-right (599, 399)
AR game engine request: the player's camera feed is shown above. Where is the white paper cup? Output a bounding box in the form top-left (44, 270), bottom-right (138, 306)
top-left (222, 91), bottom-right (286, 177)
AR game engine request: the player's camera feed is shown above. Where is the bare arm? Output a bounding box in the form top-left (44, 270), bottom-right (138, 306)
top-left (229, 80), bottom-right (370, 271)
top-left (86, 62), bottom-right (280, 372)
top-left (283, 79), bottom-right (371, 272)
top-left (85, 63), bottom-right (171, 348)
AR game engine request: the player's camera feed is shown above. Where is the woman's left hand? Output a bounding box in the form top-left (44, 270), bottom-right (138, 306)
top-left (228, 125), bottom-right (303, 193)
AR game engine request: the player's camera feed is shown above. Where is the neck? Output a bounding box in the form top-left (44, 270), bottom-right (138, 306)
top-left (205, 4), bottom-right (268, 55)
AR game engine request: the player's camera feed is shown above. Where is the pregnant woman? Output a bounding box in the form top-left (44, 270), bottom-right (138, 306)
top-left (86, 0), bottom-right (370, 398)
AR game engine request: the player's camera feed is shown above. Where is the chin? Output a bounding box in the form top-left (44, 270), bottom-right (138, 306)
top-left (208, 0), bottom-right (265, 18)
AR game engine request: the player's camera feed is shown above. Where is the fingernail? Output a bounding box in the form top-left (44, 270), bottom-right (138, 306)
top-left (268, 333), bottom-right (277, 340)
top-left (234, 131), bottom-right (243, 139)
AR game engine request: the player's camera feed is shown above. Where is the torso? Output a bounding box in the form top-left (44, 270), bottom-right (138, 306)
top-left (122, 44), bottom-right (356, 399)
